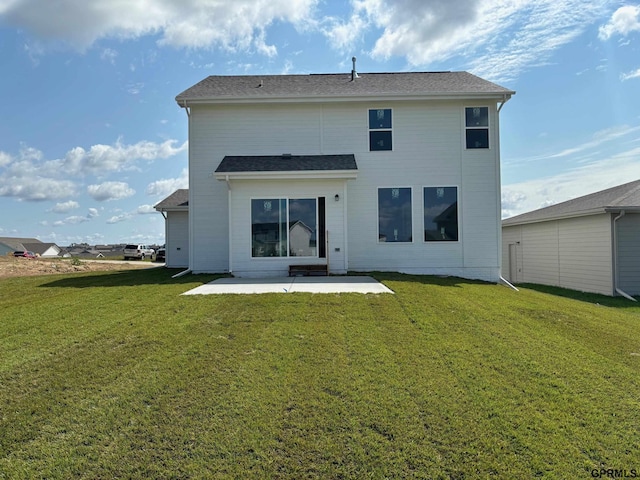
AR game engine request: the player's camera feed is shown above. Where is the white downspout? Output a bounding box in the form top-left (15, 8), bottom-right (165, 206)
top-left (613, 210), bottom-right (637, 301)
top-left (496, 94), bottom-right (512, 285)
top-left (183, 101), bottom-right (194, 275)
top-left (170, 101), bottom-right (193, 279)
top-left (225, 175), bottom-right (233, 275)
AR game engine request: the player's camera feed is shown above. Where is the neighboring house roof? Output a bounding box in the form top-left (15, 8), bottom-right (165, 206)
top-left (154, 189), bottom-right (189, 211)
top-left (22, 243), bottom-right (60, 256)
top-left (503, 179), bottom-right (640, 226)
top-left (176, 72), bottom-right (514, 105)
top-left (0, 237), bottom-right (42, 251)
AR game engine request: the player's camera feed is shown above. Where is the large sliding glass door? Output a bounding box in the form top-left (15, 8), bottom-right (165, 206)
top-left (251, 197), bottom-right (322, 258)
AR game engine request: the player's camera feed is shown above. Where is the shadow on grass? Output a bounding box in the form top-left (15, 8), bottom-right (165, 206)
top-left (519, 283), bottom-right (640, 310)
top-left (40, 267), bottom-right (223, 289)
top-left (362, 271), bottom-right (493, 288)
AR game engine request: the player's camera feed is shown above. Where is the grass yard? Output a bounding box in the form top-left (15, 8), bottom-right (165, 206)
top-left (1, 269), bottom-right (639, 479)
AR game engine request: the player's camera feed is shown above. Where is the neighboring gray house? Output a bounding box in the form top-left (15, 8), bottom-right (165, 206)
top-left (159, 67), bottom-right (514, 279)
top-left (502, 180), bottom-right (640, 298)
top-left (154, 189), bottom-right (189, 268)
top-left (23, 242), bottom-right (62, 258)
top-left (0, 237), bottom-right (43, 255)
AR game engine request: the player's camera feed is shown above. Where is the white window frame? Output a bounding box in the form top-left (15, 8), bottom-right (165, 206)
top-left (368, 108), bottom-right (394, 152)
top-left (377, 186), bottom-right (413, 244)
top-left (422, 185), bottom-right (460, 243)
top-left (249, 196), bottom-right (319, 259)
top-left (464, 106), bottom-right (490, 150)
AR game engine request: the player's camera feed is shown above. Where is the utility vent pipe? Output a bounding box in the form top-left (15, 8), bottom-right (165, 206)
top-left (351, 56), bottom-right (359, 81)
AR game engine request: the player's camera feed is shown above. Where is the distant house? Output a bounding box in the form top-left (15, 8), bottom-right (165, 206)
top-left (157, 67), bottom-right (515, 279)
top-left (502, 180), bottom-right (640, 298)
top-left (0, 237), bottom-right (62, 258)
top-left (23, 242), bottom-right (62, 258)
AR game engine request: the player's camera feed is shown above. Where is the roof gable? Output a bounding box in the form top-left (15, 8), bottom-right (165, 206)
top-left (503, 179), bottom-right (640, 226)
top-left (154, 189), bottom-right (189, 211)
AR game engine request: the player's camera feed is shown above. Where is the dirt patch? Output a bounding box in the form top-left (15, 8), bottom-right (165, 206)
top-left (0, 255), bottom-right (158, 278)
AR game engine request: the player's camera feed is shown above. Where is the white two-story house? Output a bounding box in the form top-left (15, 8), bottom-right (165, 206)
top-left (156, 65), bottom-right (514, 281)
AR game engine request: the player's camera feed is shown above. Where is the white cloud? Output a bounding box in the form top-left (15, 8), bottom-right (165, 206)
top-left (324, 0), bottom-right (611, 82)
top-left (87, 207), bottom-right (99, 218)
top-left (50, 200), bottom-right (80, 213)
top-left (87, 181), bottom-right (135, 202)
top-left (502, 147), bottom-right (640, 218)
top-left (50, 138), bottom-right (187, 177)
top-left (0, 176), bottom-right (77, 201)
top-left (599, 5), bottom-right (640, 40)
top-left (53, 215), bottom-right (90, 226)
top-left (146, 168), bottom-right (188, 198)
top-left (137, 204), bottom-right (156, 214)
top-left (106, 214), bottom-right (132, 224)
top-left (100, 47), bottom-right (117, 64)
top-left (621, 68), bottom-right (640, 81)
top-left (1, 0), bottom-right (317, 53)
top-left (0, 138), bottom-right (186, 203)
top-left (0, 151), bottom-right (12, 167)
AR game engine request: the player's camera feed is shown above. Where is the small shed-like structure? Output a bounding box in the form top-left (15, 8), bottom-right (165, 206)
top-left (154, 189), bottom-right (189, 268)
top-left (502, 180), bottom-right (640, 297)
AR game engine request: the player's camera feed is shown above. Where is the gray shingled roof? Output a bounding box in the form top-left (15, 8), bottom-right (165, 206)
top-left (154, 189), bottom-right (189, 211)
top-left (0, 237), bottom-right (41, 251)
top-left (215, 154), bottom-right (357, 173)
top-left (176, 72), bottom-right (514, 104)
top-left (503, 179), bottom-right (640, 226)
top-left (22, 243), bottom-right (59, 255)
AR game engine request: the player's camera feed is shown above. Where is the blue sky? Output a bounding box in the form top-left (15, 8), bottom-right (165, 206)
top-left (0, 0), bottom-right (639, 246)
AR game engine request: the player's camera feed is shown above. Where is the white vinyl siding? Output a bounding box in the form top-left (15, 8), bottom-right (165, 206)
top-left (188, 100), bottom-right (502, 282)
top-left (166, 211), bottom-right (189, 268)
top-left (228, 179), bottom-right (346, 277)
top-left (502, 214), bottom-right (613, 295)
top-left (617, 213), bottom-right (640, 295)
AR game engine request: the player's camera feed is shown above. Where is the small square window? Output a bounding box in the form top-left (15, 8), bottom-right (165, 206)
top-left (370, 131), bottom-right (392, 151)
top-left (369, 109), bottom-right (392, 129)
top-left (465, 107), bottom-right (488, 127)
top-left (466, 129), bottom-right (489, 149)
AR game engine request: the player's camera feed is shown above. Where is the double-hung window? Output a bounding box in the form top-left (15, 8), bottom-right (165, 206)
top-left (369, 109), bottom-right (392, 151)
top-left (465, 107), bottom-right (489, 149)
top-left (251, 198), bottom-right (318, 257)
top-left (424, 187), bottom-right (458, 241)
top-left (378, 187), bottom-right (412, 242)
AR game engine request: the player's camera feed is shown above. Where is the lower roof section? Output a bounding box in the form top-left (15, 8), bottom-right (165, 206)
top-left (214, 154), bottom-right (358, 180)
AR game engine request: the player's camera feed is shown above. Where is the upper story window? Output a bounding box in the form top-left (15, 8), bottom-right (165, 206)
top-left (369, 109), bottom-right (392, 151)
top-left (465, 107), bottom-right (489, 149)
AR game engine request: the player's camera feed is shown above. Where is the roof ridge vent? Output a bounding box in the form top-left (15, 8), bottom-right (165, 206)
top-left (351, 56), bottom-right (359, 81)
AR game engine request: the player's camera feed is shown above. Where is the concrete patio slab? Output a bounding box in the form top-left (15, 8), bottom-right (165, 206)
top-left (182, 276), bottom-right (394, 295)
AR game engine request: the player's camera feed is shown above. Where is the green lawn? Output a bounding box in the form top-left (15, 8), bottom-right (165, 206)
top-left (1, 269), bottom-right (639, 479)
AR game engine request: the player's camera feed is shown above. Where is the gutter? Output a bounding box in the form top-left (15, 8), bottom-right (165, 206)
top-left (498, 94), bottom-right (512, 113)
top-left (613, 210), bottom-right (637, 301)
